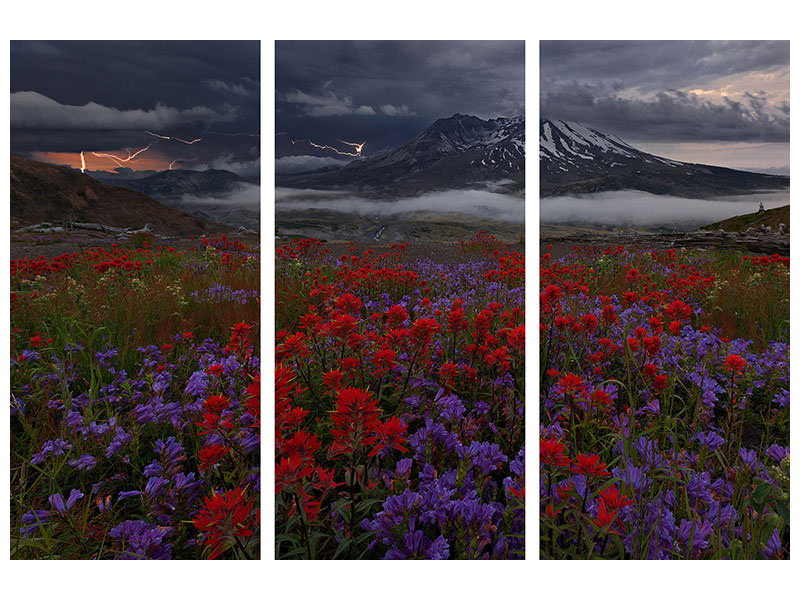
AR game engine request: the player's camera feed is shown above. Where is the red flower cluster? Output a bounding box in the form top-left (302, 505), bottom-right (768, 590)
top-left (192, 487), bottom-right (257, 559)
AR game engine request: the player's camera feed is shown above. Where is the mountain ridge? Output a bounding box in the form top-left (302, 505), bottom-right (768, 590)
top-left (277, 113), bottom-right (525, 195)
top-left (92, 168), bottom-right (255, 199)
top-left (540, 119), bottom-right (789, 198)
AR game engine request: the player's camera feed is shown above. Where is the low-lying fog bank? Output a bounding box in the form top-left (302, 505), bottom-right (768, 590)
top-left (541, 190), bottom-right (789, 230)
top-left (276, 187), bottom-right (525, 223)
top-left (165, 182), bottom-right (260, 231)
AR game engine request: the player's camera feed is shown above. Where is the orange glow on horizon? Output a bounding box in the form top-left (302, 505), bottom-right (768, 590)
top-left (30, 151), bottom-right (175, 173)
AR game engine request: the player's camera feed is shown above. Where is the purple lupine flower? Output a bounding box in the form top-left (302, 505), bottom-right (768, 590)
top-left (426, 535), bottom-right (450, 559)
top-left (184, 371), bottom-right (208, 397)
top-left (20, 509), bottom-right (52, 536)
top-left (144, 476), bottom-right (170, 499)
top-left (459, 441), bottom-right (508, 476)
top-left (407, 418), bottom-right (462, 462)
top-left (436, 391), bottom-right (465, 422)
top-left (106, 427), bottom-right (132, 457)
top-left (10, 396), bottom-right (25, 416)
top-left (238, 430), bottom-right (260, 454)
top-left (765, 444), bottom-right (789, 462)
top-left (118, 490), bottom-right (143, 500)
top-left (152, 372), bottom-right (171, 396)
top-left (706, 499), bottom-right (737, 523)
top-left (108, 520), bottom-right (173, 560)
top-left (692, 430), bottom-right (725, 451)
top-left (509, 448), bottom-right (524, 478)
top-left (19, 349), bottom-right (41, 362)
top-left (675, 518), bottom-right (713, 557)
top-left (143, 460), bottom-right (164, 478)
top-left (30, 438), bottom-right (72, 464)
top-left (761, 528), bottom-right (783, 559)
top-left (739, 448), bottom-right (761, 471)
top-left (612, 463), bottom-right (649, 492)
top-left (48, 489), bottom-right (84, 515)
top-left (772, 389), bottom-right (789, 408)
top-left (154, 437), bottom-right (185, 474)
top-left (94, 348), bottom-right (118, 367)
top-left (68, 454), bottom-right (98, 471)
top-left (686, 472), bottom-right (713, 506)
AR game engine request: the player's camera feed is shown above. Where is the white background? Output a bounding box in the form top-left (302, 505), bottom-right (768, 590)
top-left (1, 2), bottom-right (796, 598)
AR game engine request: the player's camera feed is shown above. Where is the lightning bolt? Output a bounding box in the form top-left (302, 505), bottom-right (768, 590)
top-left (338, 139), bottom-right (366, 155)
top-left (280, 133), bottom-right (365, 157)
top-left (90, 144), bottom-right (153, 168)
top-left (77, 128), bottom-right (253, 173)
top-left (145, 130), bottom-right (202, 145)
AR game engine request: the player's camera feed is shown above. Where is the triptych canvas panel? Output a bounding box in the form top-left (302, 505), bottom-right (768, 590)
top-left (7, 39), bottom-right (789, 563)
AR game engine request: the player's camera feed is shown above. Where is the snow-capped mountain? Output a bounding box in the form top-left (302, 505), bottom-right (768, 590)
top-left (540, 119), bottom-right (788, 197)
top-left (278, 114), bottom-right (524, 194)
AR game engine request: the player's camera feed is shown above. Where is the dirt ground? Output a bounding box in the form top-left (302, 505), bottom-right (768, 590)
top-left (10, 230), bottom-right (259, 260)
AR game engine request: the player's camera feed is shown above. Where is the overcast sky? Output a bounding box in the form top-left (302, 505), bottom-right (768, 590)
top-left (10, 41), bottom-right (260, 176)
top-left (540, 40), bottom-right (789, 171)
top-left (275, 40), bottom-right (524, 169)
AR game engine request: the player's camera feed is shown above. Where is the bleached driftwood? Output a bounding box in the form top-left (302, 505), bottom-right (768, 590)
top-left (16, 221), bottom-right (160, 237)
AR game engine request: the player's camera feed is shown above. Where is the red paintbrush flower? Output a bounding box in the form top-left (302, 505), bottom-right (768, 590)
top-left (275, 453), bottom-right (315, 495)
top-left (555, 373), bottom-right (585, 396)
top-left (192, 487), bottom-right (255, 559)
top-left (280, 430), bottom-right (321, 462)
top-left (540, 438), bottom-right (570, 467)
top-left (593, 500), bottom-right (618, 531)
top-left (205, 364), bottom-right (224, 377)
top-left (329, 387), bottom-right (382, 457)
top-left (322, 369), bottom-right (344, 391)
top-left (198, 443), bottom-right (231, 470)
top-left (203, 394), bottom-right (230, 414)
top-left (723, 354), bottom-right (747, 375)
top-left (368, 416), bottom-right (408, 457)
top-left (572, 453), bottom-right (610, 478)
top-left (195, 410), bottom-right (234, 435)
top-left (246, 373), bottom-right (260, 424)
top-left (597, 485), bottom-right (633, 511)
top-left (384, 305), bottom-right (409, 328)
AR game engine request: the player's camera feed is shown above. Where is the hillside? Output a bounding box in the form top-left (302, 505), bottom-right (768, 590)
top-left (10, 156), bottom-right (229, 235)
top-left (701, 204), bottom-right (790, 233)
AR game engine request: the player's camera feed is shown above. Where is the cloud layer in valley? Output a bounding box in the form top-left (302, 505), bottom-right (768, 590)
top-left (275, 155), bottom-right (352, 175)
top-left (172, 183), bottom-right (260, 231)
top-left (540, 191), bottom-right (789, 230)
top-left (276, 188), bottom-right (524, 223)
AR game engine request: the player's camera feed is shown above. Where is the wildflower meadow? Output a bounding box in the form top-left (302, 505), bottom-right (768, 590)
top-left (540, 246), bottom-right (789, 559)
top-left (275, 234), bottom-right (525, 559)
top-left (10, 236), bottom-right (260, 559)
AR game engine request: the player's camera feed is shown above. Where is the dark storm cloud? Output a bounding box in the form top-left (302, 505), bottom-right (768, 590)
top-left (276, 40), bottom-right (524, 156)
top-left (10, 91), bottom-right (228, 130)
top-left (540, 40), bottom-right (789, 143)
top-left (10, 41), bottom-right (259, 169)
top-left (542, 85), bottom-right (789, 143)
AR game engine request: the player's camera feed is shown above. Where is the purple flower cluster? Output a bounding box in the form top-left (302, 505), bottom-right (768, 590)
top-left (12, 331), bottom-right (260, 559)
top-left (540, 248), bottom-right (789, 560)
